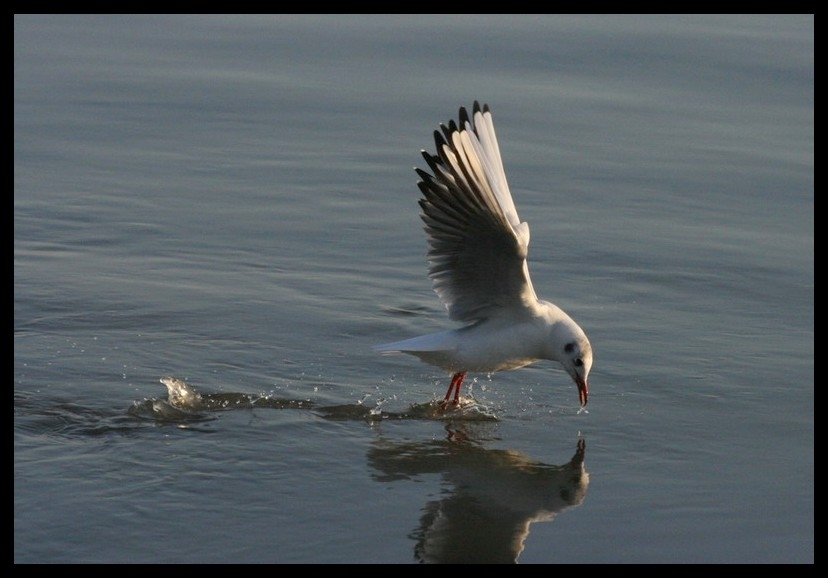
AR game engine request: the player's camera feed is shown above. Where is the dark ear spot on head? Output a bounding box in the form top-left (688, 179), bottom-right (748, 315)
top-left (564, 342), bottom-right (575, 354)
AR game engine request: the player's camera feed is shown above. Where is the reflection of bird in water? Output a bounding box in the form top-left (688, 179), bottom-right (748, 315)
top-left (368, 433), bottom-right (588, 563)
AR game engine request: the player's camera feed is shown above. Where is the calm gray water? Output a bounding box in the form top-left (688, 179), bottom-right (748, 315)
top-left (14, 15), bottom-right (813, 563)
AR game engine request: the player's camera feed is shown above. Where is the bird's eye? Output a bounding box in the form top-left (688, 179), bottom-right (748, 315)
top-left (574, 358), bottom-right (583, 367)
top-left (564, 342), bottom-right (575, 354)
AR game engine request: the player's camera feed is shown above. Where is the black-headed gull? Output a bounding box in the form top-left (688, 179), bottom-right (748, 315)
top-left (376, 102), bottom-right (592, 407)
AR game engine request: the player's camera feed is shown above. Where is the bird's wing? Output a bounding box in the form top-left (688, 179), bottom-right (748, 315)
top-left (417, 101), bottom-right (538, 323)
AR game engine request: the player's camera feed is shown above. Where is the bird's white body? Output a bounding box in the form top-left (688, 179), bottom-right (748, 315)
top-left (377, 301), bottom-right (583, 374)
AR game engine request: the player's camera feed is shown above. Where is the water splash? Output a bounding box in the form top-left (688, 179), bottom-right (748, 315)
top-left (132, 377), bottom-right (500, 424)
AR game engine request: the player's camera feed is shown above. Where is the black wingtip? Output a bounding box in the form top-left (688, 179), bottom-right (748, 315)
top-left (458, 105), bottom-right (470, 128)
top-left (472, 101), bottom-right (490, 116)
top-left (433, 129), bottom-right (447, 153)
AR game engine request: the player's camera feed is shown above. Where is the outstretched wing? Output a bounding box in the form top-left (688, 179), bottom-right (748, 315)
top-left (417, 101), bottom-right (538, 323)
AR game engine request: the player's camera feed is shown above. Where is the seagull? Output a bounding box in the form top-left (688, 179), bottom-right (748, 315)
top-left (375, 101), bottom-right (592, 408)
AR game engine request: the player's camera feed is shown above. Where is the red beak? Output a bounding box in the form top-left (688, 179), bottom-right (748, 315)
top-left (577, 377), bottom-right (589, 407)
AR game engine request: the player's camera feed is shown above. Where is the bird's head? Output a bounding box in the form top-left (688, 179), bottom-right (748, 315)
top-left (541, 307), bottom-right (593, 407)
top-left (561, 336), bottom-right (592, 407)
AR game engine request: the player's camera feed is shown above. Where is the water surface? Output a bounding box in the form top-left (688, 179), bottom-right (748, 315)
top-left (15, 15), bottom-right (813, 563)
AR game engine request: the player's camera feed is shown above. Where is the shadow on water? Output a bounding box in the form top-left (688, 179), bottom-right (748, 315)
top-left (369, 431), bottom-right (588, 563)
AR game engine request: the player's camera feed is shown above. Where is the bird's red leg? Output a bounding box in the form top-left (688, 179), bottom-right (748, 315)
top-left (442, 372), bottom-right (466, 406)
